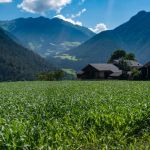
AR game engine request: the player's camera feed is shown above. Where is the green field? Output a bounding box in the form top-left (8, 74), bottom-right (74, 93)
top-left (0, 81), bottom-right (150, 149)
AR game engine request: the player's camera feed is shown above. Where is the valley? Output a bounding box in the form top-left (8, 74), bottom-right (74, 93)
top-left (0, 17), bottom-right (95, 57)
top-left (1, 11), bottom-right (150, 72)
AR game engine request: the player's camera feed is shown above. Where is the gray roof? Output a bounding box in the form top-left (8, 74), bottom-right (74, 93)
top-left (144, 61), bottom-right (150, 67)
top-left (85, 63), bottom-right (121, 73)
top-left (126, 60), bottom-right (143, 67)
top-left (113, 59), bottom-right (143, 67)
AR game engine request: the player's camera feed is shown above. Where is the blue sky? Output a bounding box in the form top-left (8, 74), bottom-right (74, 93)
top-left (0, 0), bottom-right (150, 32)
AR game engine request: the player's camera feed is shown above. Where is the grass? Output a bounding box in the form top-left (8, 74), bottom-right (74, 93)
top-left (61, 41), bottom-right (81, 49)
top-left (54, 54), bottom-right (79, 61)
top-left (0, 81), bottom-right (150, 149)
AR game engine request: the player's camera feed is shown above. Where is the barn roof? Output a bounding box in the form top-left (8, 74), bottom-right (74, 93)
top-left (83, 64), bottom-right (121, 73)
top-left (113, 59), bottom-right (143, 68)
top-left (126, 60), bottom-right (143, 68)
top-left (144, 61), bottom-right (150, 67)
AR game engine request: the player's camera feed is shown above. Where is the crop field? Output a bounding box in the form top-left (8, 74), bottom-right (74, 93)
top-left (0, 81), bottom-right (150, 149)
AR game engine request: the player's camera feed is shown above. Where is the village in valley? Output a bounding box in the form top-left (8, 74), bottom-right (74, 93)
top-left (77, 50), bottom-right (150, 80)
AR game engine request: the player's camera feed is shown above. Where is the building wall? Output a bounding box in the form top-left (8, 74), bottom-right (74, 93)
top-left (97, 72), bottom-right (105, 78)
top-left (79, 65), bottom-right (114, 80)
top-left (141, 66), bottom-right (150, 80)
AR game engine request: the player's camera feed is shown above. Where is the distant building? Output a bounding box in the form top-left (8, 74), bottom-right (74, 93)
top-left (141, 61), bottom-right (150, 80)
top-left (113, 60), bottom-right (143, 69)
top-left (126, 60), bottom-right (143, 69)
top-left (77, 64), bottom-right (122, 80)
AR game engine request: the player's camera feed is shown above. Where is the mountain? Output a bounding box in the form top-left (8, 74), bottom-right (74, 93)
top-left (0, 27), bottom-right (54, 81)
top-left (55, 11), bottom-right (150, 70)
top-left (0, 17), bottom-right (95, 57)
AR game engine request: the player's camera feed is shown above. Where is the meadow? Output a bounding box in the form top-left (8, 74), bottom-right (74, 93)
top-left (0, 81), bottom-right (150, 149)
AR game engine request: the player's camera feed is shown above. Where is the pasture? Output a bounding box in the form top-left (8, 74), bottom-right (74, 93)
top-left (0, 81), bottom-right (150, 149)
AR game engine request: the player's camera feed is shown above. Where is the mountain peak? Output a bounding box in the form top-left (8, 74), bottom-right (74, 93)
top-left (37, 16), bottom-right (47, 19)
top-left (51, 17), bottom-right (64, 22)
top-left (132, 10), bottom-right (150, 20)
top-left (36, 16), bottom-right (50, 21)
top-left (137, 10), bottom-right (147, 15)
top-left (66, 10), bottom-right (150, 70)
top-left (13, 16), bottom-right (50, 22)
top-left (0, 15), bottom-right (95, 58)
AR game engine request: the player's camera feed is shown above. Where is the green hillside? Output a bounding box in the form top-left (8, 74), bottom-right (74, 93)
top-left (0, 17), bottom-right (95, 57)
top-left (54, 11), bottom-right (150, 70)
top-left (0, 27), bottom-right (54, 81)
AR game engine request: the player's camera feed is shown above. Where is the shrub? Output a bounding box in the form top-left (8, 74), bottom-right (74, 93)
top-left (131, 68), bottom-right (141, 80)
top-left (37, 70), bottom-right (65, 81)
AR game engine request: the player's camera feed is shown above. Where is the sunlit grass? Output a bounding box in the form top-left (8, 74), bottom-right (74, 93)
top-left (0, 81), bottom-right (150, 149)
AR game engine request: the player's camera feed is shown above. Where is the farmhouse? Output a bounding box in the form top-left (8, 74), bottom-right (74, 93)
top-left (77, 64), bottom-right (122, 80)
top-left (141, 61), bottom-right (150, 80)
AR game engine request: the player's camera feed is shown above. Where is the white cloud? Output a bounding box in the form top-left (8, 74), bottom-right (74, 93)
top-left (90, 23), bottom-right (108, 33)
top-left (71, 8), bottom-right (86, 18)
top-left (18, 0), bottom-right (71, 14)
top-left (0, 0), bottom-right (12, 3)
top-left (54, 14), bottom-right (82, 26)
top-left (79, 0), bottom-right (86, 5)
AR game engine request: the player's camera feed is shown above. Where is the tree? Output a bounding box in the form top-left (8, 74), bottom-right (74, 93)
top-left (108, 50), bottom-right (136, 63)
top-left (118, 58), bottom-right (130, 71)
top-left (37, 72), bottom-right (54, 81)
top-left (53, 70), bottom-right (65, 80)
top-left (116, 58), bottom-right (130, 79)
top-left (37, 70), bottom-right (65, 81)
top-left (108, 50), bottom-right (126, 63)
top-left (125, 53), bottom-right (135, 60)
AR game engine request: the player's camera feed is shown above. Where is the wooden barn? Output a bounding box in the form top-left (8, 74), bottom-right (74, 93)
top-left (77, 64), bottom-right (122, 80)
top-left (141, 61), bottom-right (150, 80)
